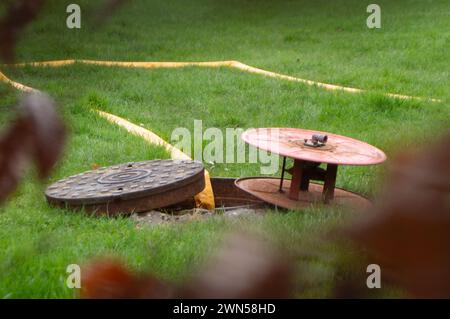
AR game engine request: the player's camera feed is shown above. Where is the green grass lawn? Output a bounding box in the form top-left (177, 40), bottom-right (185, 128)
top-left (0, 0), bottom-right (449, 298)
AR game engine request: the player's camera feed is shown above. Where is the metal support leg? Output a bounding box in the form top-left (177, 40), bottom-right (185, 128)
top-left (279, 156), bottom-right (286, 192)
top-left (289, 160), bottom-right (304, 200)
top-left (323, 164), bottom-right (338, 203)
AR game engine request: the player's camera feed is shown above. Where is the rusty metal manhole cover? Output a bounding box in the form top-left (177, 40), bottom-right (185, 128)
top-left (45, 160), bottom-right (205, 216)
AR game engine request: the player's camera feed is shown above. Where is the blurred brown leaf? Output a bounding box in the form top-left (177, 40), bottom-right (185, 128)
top-left (0, 93), bottom-right (66, 203)
top-left (346, 134), bottom-right (450, 298)
top-left (80, 232), bottom-right (293, 299)
top-left (179, 232), bottom-right (294, 298)
top-left (81, 259), bottom-right (172, 299)
top-left (0, 0), bottom-right (46, 63)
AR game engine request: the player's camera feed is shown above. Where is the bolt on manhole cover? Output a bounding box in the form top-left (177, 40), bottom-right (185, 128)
top-left (45, 159), bottom-right (205, 216)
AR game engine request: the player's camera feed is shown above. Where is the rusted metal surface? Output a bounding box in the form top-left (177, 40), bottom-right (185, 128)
top-left (235, 177), bottom-right (372, 210)
top-left (285, 159), bottom-right (338, 201)
top-left (45, 160), bottom-right (205, 215)
top-left (242, 128), bottom-right (387, 166)
top-left (210, 177), bottom-right (268, 209)
top-left (323, 164), bottom-right (338, 203)
top-left (164, 177), bottom-right (269, 211)
top-left (241, 127), bottom-right (386, 208)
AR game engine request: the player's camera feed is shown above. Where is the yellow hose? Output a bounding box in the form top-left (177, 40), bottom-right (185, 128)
top-left (1, 58), bottom-right (443, 209)
top-left (2, 59), bottom-right (440, 102)
top-left (96, 111), bottom-right (215, 210)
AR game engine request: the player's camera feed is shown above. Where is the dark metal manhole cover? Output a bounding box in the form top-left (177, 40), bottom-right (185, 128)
top-left (45, 160), bottom-right (205, 216)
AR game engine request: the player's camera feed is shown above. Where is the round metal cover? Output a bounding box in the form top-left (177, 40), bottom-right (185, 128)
top-left (235, 177), bottom-right (372, 210)
top-left (242, 128), bottom-right (387, 166)
top-left (45, 160), bottom-right (205, 215)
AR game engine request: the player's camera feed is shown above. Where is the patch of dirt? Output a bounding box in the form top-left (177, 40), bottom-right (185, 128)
top-left (131, 207), bottom-right (267, 226)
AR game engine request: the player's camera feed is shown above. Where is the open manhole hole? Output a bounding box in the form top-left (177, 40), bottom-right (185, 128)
top-left (131, 177), bottom-right (272, 225)
top-left (45, 159), bottom-right (205, 215)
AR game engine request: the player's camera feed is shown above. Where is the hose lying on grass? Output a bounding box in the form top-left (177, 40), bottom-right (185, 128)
top-left (96, 110), bottom-right (215, 210)
top-left (0, 57), bottom-right (444, 210)
top-left (1, 59), bottom-right (442, 103)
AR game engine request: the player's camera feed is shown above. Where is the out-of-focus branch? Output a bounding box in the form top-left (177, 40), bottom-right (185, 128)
top-left (345, 133), bottom-right (450, 298)
top-left (0, 93), bottom-right (66, 203)
top-left (81, 232), bottom-right (294, 299)
top-left (0, 0), bottom-right (47, 63)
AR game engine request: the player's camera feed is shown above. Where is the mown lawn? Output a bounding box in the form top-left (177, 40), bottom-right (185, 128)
top-left (0, 0), bottom-right (449, 298)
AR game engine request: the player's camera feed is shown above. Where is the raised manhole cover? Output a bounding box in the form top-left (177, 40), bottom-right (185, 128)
top-left (45, 159), bottom-right (205, 215)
